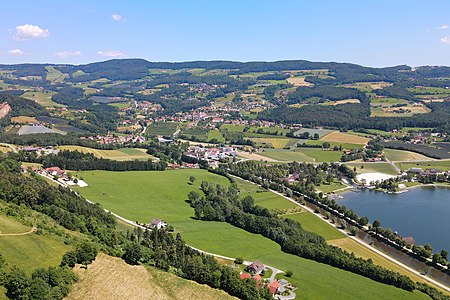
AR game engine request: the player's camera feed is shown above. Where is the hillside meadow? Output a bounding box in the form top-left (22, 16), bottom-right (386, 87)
top-left (73, 169), bottom-right (432, 300)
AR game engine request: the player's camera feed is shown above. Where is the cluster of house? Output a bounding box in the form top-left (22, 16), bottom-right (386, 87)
top-left (21, 165), bottom-right (88, 187)
top-left (406, 167), bottom-right (447, 176)
top-left (184, 146), bottom-right (237, 166)
top-left (21, 145), bottom-right (59, 155)
top-left (80, 133), bottom-right (145, 144)
top-left (239, 260), bottom-right (295, 298)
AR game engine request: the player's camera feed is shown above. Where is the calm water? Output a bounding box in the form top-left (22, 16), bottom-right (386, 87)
top-left (339, 186), bottom-right (450, 251)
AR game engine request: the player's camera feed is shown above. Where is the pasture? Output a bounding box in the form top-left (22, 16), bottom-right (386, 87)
top-left (294, 128), bottom-right (332, 138)
top-left (67, 253), bottom-right (235, 300)
top-left (73, 170), bottom-right (431, 299)
top-left (320, 131), bottom-right (369, 145)
top-left (45, 66), bottom-right (68, 83)
top-left (249, 137), bottom-right (293, 149)
top-left (57, 146), bottom-right (155, 161)
top-left (322, 99), bottom-right (361, 106)
top-left (383, 149), bottom-right (433, 161)
top-left (207, 129), bottom-right (225, 142)
top-left (0, 213), bottom-right (71, 274)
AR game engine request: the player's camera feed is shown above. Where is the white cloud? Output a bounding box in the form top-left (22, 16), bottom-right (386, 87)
top-left (438, 25), bottom-right (448, 30)
top-left (111, 14), bottom-right (124, 21)
top-left (8, 49), bottom-right (24, 55)
top-left (14, 24), bottom-right (50, 40)
top-left (54, 51), bottom-right (82, 58)
top-left (441, 36), bottom-right (450, 44)
top-left (97, 50), bottom-right (126, 57)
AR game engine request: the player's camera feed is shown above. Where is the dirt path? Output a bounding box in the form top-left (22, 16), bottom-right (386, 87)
top-left (0, 227), bottom-right (37, 236)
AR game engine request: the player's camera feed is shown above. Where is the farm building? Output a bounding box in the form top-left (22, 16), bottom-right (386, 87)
top-left (150, 218), bottom-right (167, 229)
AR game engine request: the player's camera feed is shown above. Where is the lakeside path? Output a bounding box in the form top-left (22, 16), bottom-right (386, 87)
top-left (229, 175), bottom-right (450, 294)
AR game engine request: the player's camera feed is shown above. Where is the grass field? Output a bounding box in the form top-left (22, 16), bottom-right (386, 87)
top-left (383, 149), bottom-right (434, 161)
top-left (67, 253), bottom-right (235, 300)
top-left (328, 238), bottom-right (448, 294)
top-left (249, 137), bottom-right (292, 149)
top-left (57, 146), bottom-right (155, 161)
top-left (0, 213), bottom-right (71, 274)
top-left (286, 76), bottom-right (313, 86)
top-left (371, 105), bottom-right (431, 117)
top-left (258, 148), bottom-right (343, 162)
top-left (207, 129), bottom-right (225, 142)
top-left (73, 170), bottom-right (431, 299)
top-left (396, 161), bottom-right (450, 171)
top-left (345, 162), bottom-right (399, 175)
top-left (316, 180), bottom-right (348, 193)
top-left (146, 122), bottom-right (179, 136)
top-left (320, 132), bottom-right (369, 145)
top-left (370, 97), bottom-right (408, 107)
top-left (284, 212), bottom-right (346, 241)
top-left (45, 66), bottom-right (68, 83)
top-left (10, 116), bottom-right (38, 124)
top-left (234, 177), bottom-right (297, 210)
top-left (0, 145), bottom-right (11, 153)
top-left (305, 140), bottom-right (365, 150)
top-left (21, 91), bottom-right (61, 107)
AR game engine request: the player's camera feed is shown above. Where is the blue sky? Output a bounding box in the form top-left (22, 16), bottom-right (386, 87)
top-left (0, 0), bottom-right (449, 67)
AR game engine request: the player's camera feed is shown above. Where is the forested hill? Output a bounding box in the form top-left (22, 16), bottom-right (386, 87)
top-left (1, 59), bottom-right (447, 82)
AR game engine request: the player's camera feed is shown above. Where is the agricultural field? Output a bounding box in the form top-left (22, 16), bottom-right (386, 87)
top-left (283, 212), bottom-right (346, 241)
top-left (381, 142), bottom-right (450, 159)
top-left (286, 76), bottom-right (313, 86)
top-left (0, 213), bottom-right (71, 274)
top-left (45, 66), bottom-right (68, 83)
top-left (305, 140), bottom-right (365, 150)
top-left (21, 91), bottom-right (61, 107)
top-left (73, 170), bottom-right (432, 299)
top-left (342, 82), bottom-right (392, 92)
top-left (67, 253), bottom-right (235, 300)
top-left (146, 122), bottom-right (179, 136)
top-left (57, 146), bottom-right (155, 161)
top-left (396, 161), bottom-right (450, 172)
top-left (322, 99), bottom-right (361, 106)
top-left (370, 97), bottom-right (408, 107)
top-left (257, 148), bottom-right (342, 162)
top-left (249, 137), bottom-right (293, 149)
top-left (320, 131), bottom-right (370, 145)
top-left (371, 105), bottom-right (431, 117)
top-left (0, 145), bottom-right (12, 153)
top-left (345, 162), bottom-right (399, 175)
top-left (294, 128), bottom-right (332, 138)
top-left (17, 125), bottom-right (63, 135)
top-left (10, 116), bottom-right (38, 124)
top-left (383, 149), bottom-right (434, 161)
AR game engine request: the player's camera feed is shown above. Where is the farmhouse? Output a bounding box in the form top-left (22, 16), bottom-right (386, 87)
top-left (246, 260), bottom-right (265, 274)
top-left (150, 218), bottom-right (167, 229)
top-left (44, 167), bottom-right (67, 177)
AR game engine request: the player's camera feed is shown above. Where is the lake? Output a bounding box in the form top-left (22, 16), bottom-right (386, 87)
top-left (339, 186), bottom-right (450, 252)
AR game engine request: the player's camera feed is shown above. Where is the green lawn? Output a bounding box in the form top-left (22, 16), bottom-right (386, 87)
top-left (305, 140), bottom-right (365, 150)
top-left (316, 180), bottom-right (348, 193)
top-left (0, 214), bottom-right (71, 274)
top-left (73, 170), bottom-right (430, 300)
top-left (283, 212), bottom-right (346, 241)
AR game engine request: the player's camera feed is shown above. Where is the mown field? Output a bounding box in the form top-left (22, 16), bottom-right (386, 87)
top-left (257, 148), bottom-right (343, 162)
top-left (21, 91), bottom-right (61, 107)
top-left (345, 162), bottom-right (399, 175)
top-left (320, 132), bottom-right (370, 145)
top-left (0, 213), bottom-right (71, 274)
top-left (57, 146), bottom-right (155, 161)
top-left (73, 170), bottom-right (432, 300)
top-left (383, 149), bottom-right (434, 161)
top-left (67, 253), bottom-right (235, 300)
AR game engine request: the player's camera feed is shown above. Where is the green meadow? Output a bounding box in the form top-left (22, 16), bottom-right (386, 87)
top-left (73, 169), bottom-right (431, 300)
